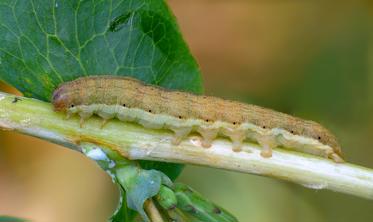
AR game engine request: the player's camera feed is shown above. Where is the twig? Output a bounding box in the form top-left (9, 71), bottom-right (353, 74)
top-left (1, 92), bottom-right (373, 199)
top-left (144, 199), bottom-right (164, 222)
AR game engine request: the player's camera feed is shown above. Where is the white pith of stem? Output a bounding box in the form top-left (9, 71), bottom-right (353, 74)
top-left (0, 91), bottom-right (373, 200)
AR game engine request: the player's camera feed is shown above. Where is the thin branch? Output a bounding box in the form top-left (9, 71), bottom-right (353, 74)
top-left (144, 199), bottom-right (164, 222)
top-left (1, 92), bottom-right (373, 200)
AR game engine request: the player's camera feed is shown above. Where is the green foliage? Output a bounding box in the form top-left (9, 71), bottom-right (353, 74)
top-left (80, 145), bottom-right (137, 221)
top-left (0, 216), bottom-right (27, 222)
top-left (0, 1), bottom-right (230, 222)
top-left (115, 165), bottom-right (173, 221)
top-left (0, 0), bottom-right (203, 184)
top-left (82, 144), bottom-right (176, 222)
top-left (139, 160), bottom-right (184, 181)
top-left (156, 185), bottom-right (178, 210)
top-left (174, 183), bottom-right (238, 222)
top-left (0, 0), bottom-right (203, 100)
top-left (82, 144), bottom-right (238, 222)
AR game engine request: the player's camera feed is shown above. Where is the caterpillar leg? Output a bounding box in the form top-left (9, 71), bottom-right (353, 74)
top-left (260, 145), bottom-right (272, 158)
top-left (170, 127), bottom-right (192, 145)
top-left (100, 119), bottom-right (109, 129)
top-left (257, 136), bottom-right (277, 158)
top-left (197, 128), bottom-right (218, 148)
top-left (222, 129), bottom-right (246, 152)
top-left (78, 110), bottom-right (93, 128)
top-left (65, 112), bottom-right (72, 120)
top-left (79, 117), bottom-right (86, 128)
top-left (232, 143), bottom-right (242, 152)
top-left (65, 108), bottom-right (77, 120)
top-left (229, 131), bottom-right (246, 152)
top-left (97, 105), bottom-right (115, 129)
top-left (330, 153), bottom-right (345, 163)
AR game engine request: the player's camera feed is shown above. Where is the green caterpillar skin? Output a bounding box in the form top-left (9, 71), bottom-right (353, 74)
top-left (52, 75), bottom-right (344, 162)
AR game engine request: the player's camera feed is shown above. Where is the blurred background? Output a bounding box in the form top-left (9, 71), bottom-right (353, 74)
top-left (1, 0), bottom-right (373, 221)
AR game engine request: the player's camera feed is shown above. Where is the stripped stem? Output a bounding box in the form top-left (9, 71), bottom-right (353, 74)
top-left (0, 92), bottom-right (373, 200)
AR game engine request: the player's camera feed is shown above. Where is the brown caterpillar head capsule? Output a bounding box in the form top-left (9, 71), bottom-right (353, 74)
top-left (51, 86), bottom-right (71, 112)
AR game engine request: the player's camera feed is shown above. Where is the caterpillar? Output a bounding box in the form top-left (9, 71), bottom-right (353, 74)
top-left (52, 75), bottom-right (344, 163)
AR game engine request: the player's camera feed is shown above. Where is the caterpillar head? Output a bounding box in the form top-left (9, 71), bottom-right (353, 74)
top-left (52, 86), bottom-right (73, 112)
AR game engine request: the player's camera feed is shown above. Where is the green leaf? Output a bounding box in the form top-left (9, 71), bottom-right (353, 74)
top-left (0, 216), bottom-right (27, 222)
top-left (0, 0), bottom-right (203, 182)
top-left (174, 183), bottom-right (238, 222)
top-left (0, 0), bottom-right (203, 100)
top-left (139, 160), bottom-right (184, 181)
top-left (81, 144), bottom-right (137, 221)
top-left (115, 165), bottom-right (173, 222)
top-left (82, 143), bottom-right (177, 221)
top-left (0, 1), bottom-right (203, 221)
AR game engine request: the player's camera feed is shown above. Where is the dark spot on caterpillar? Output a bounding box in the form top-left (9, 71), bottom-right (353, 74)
top-left (262, 126), bottom-right (266, 129)
top-left (290, 130), bottom-right (294, 134)
top-left (148, 109), bottom-right (152, 113)
top-left (122, 104), bottom-right (126, 107)
top-left (233, 122), bottom-right (237, 125)
top-left (178, 116), bottom-right (182, 119)
top-left (213, 207), bottom-right (222, 214)
top-left (205, 119), bottom-right (209, 122)
top-left (12, 97), bottom-right (21, 103)
top-left (318, 136), bottom-right (321, 140)
top-left (70, 104), bottom-right (75, 108)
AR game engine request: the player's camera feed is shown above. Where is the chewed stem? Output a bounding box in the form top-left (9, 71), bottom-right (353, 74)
top-left (0, 92), bottom-right (373, 200)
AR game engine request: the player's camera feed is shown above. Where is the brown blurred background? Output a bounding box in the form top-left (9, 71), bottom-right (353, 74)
top-left (1, 0), bottom-right (373, 221)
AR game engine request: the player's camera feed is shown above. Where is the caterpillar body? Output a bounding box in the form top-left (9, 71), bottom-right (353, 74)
top-left (52, 76), bottom-right (344, 163)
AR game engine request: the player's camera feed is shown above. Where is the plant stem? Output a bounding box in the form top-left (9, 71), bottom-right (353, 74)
top-left (144, 199), bottom-right (164, 222)
top-left (1, 92), bottom-right (373, 200)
